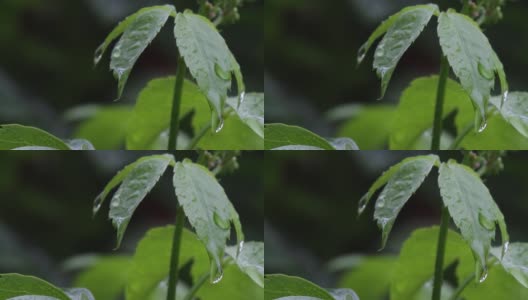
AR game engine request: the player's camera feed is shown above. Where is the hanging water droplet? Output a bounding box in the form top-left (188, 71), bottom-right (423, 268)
top-left (357, 43), bottom-right (368, 65)
top-left (113, 47), bottom-right (122, 59)
top-left (479, 267), bottom-right (488, 283)
top-left (478, 62), bottom-right (494, 80)
top-left (93, 193), bottom-right (103, 215)
top-left (501, 90), bottom-right (509, 108)
top-left (237, 240), bottom-right (245, 258)
top-left (215, 118), bottom-right (225, 134)
top-left (94, 45), bottom-right (104, 66)
top-left (214, 63), bottom-right (231, 81)
top-left (210, 259), bottom-right (224, 284)
top-left (478, 118), bottom-right (488, 133)
top-left (501, 241), bottom-right (510, 259)
top-left (213, 212), bottom-right (230, 230)
top-left (358, 194), bottom-right (368, 215)
top-left (478, 213), bottom-right (495, 231)
top-left (238, 91), bottom-right (246, 106)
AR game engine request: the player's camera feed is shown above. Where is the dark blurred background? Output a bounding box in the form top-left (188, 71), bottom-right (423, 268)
top-left (265, 0), bottom-right (528, 140)
top-left (0, 151), bottom-right (263, 286)
top-left (264, 151), bottom-right (528, 287)
top-left (0, 0), bottom-right (263, 138)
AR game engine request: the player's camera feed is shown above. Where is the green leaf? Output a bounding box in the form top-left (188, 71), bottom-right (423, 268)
top-left (438, 160), bottom-right (509, 279)
top-left (336, 105), bottom-right (395, 150)
top-left (174, 11), bottom-right (244, 130)
top-left (373, 4), bottom-right (438, 98)
top-left (62, 289), bottom-right (95, 300)
top-left (264, 124), bottom-right (334, 150)
top-left (226, 93), bottom-right (264, 138)
top-left (490, 92), bottom-right (528, 138)
top-left (264, 274), bottom-right (334, 300)
top-left (491, 243), bottom-right (528, 288)
top-left (390, 76), bottom-right (473, 149)
top-left (195, 115), bottom-right (264, 150)
top-left (0, 274), bottom-right (70, 299)
top-left (437, 11), bottom-right (508, 130)
top-left (357, 4), bottom-right (439, 65)
top-left (65, 139), bottom-right (95, 150)
top-left (94, 154), bottom-right (174, 248)
top-left (337, 255), bottom-right (397, 300)
top-left (173, 159), bottom-right (244, 283)
top-left (390, 227), bottom-right (472, 300)
top-left (73, 106), bottom-right (132, 150)
top-left (327, 138), bottom-right (359, 150)
top-left (358, 154), bottom-right (439, 217)
top-left (73, 256), bottom-right (131, 300)
top-left (370, 155), bottom-right (440, 249)
top-left (226, 242), bottom-right (264, 287)
top-left (271, 146), bottom-right (325, 150)
top-left (195, 263), bottom-right (264, 300)
top-left (108, 6), bottom-right (174, 99)
top-left (126, 226), bottom-right (210, 300)
top-left (0, 124), bottom-right (70, 150)
top-left (126, 77), bottom-right (210, 150)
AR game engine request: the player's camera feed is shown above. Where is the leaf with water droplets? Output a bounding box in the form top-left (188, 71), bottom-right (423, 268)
top-left (174, 11), bottom-right (244, 131)
top-left (489, 243), bottom-right (528, 288)
top-left (438, 160), bottom-right (509, 280)
top-left (173, 159), bottom-right (244, 284)
top-left (0, 124), bottom-right (71, 150)
top-left (0, 273), bottom-right (73, 299)
top-left (372, 155), bottom-right (439, 249)
top-left (226, 93), bottom-right (264, 138)
top-left (358, 154), bottom-right (440, 217)
top-left (373, 4), bottom-right (438, 99)
top-left (264, 123), bottom-right (335, 150)
top-left (357, 4), bottom-right (439, 66)
top-left (490, 92), bottom-right (528, 138)
top-left (437, 11), bottom-right (508, 131)
top-left (226, 242), bottom-right (264, 288)
top-left (108, 6), bottom-right (174, 99)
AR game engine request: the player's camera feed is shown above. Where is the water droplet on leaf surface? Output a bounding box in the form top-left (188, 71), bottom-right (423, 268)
top-left (478, 62), bottom-right (494, 80)
top-left (478, 213), bottom-right (495, 231)
top-left (237, 240), bottom-right (245, 258)
top-left (214, 63), bottom-right (231, 81)
top-left (502, 241), bottom-right (510, 259)
top-left (215, 118), bottom-right (225, 134)
top-left (479, 267), bottom-right (488, 283)
top-left (501, 90), bottom-right (509, 108)
top-left (357, 43), bottom-right (368, 65)
top-left (94, 45), bottom-right (104, 66)
top-left (210, 259), bottom-right (224, 284)
top-left (213, 212), bottom-right (230, 230)
top-left (478, 118), bottom-right (488, 133)
top-left (358, 194), bottom-right (368, 215)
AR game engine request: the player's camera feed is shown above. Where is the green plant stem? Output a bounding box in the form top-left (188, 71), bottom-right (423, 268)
top-left (431, 55), bottom-right (450, 150)
top-left (448, 123), bottom-right (473, 150)
top-left (168, 56), bottom-right (187, 150)
top-left (187, 124), bottom-right (212, 150)
top-left (432, 206), bottom-right (450, 300)
top-left (183, 272), bottom-right (210, 300)
top-left (449, 273), bottom-right (475, 300)
top-left (167, 205), bottom-right (185, 300)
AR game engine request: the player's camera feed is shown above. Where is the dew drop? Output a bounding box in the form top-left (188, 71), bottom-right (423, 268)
top-left (358, 194), bottom-right (368, 216)
top-left (478, 62), bottom-right (494, 80)
top-left (215, 118), bottom-right (225, 134)
top-left (501, 241), bottom-right (510, 259)
top-left (375, 49), bottom-right (384, 57)
top-left (94, 45), bottom-right (104, 66)
top-left (93, 194), bottom-right (103, 215)
top-left (111, 200), bottom-right (120, 208)
top-left (479, 267), bottom-right (488, 283)
top-left (113, 47), bottom-right (122, 59)
top-left (376, 201), bottom-right (385, 208)
top-left (213, 212), bottom-right (230, 230)
top-left (210, 258), bottom-right (224, 284)
top-left (478, 213), bottom-right (495, 231)
top-left (478, 118), bottom-right (488, 133)
top-left (357, 43), bottom-right (368, 65)
top-left (214, 63), bottom-right (231, 81)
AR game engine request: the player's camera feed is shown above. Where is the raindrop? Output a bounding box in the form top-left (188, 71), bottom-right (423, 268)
top-left (478, 118), bottom-right (488, 133)
top-left (214, 63), bottom-right (231, 81)
top-left (478, 213), bottom-right (495, 231)
top-left (111, 200), bottom-right (120, 208)
top-left (237, 240), bottom-right (245, 258)
top-left (93, 193), bottom-right (103, 215)
top-left (376, 201), bottom-right (385, 208)
top-left (213, 212), bottom-right (230, 230)
top-left (501, 241), bottom-right (510, 259)
top-left (94, 45), bottom-right (104, 66)
top-left (501, 90), bottom-right (509, 108)
top-left (215, 118), bottom-right (225, 134)
top-left (357, 43), bottom-right (368, 65)
top-left (113, 47), bottom-right (122, 59)
top-left (375, 49), bottom-right (384, 57)
top-left (358, 194), bottom-right (368, 215)
top-left (479, 267), bottom-right (488, 283)
top-left (210, 259), bottom-right (224, 284)
top-left (238, 91), bottom-right (246, 106)
top-left (478, 62), bottom-right (494, 80)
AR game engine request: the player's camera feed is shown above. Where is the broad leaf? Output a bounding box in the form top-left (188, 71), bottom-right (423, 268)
top-left (327, 138), bottom-right (359, 150)
top-left (173, 159), bottom-right (244, 283)
top-left (490, 92), bottom-right (528, 138)
top-left (126, 226), bottom-right (209, 300)
top-left (391, 227), bottom-right (472, 300)
top-left (264, 274), bottom-right (334, 300)
top-left (491, 243), bottom-right (528, 288)
top-left (174, 11), bottom-right (244, 130)
top-left (73, 256), bottom-right (131, 300)
top-left (108, 6), bottom-right (174, 99)
top-left (357, 4), bottom-right (439, 65)
top-left (195, 264), bottom-right (264, 300)
top-left (437, 10), bottom-right (508, 130)
top-left (438, 160), bottom-right (509, 279)
top-left (264, 124), bottom-right (334, 150)
top-left (371, 155), bottom-right (440, 249)
top-left (0, 274), bottom-right (70, 300)
top-left (94, 154), bottom-right (174, 248)
top-left (0, 124), bottom-right (70, 150)
top-left (195, 115), bottom-right (264, 150)
top-left (227, 93), bottom-right (264, 138)
top-left (74, 106), bottom-right (132, 150)
top-left (226, 242), bottom-right (264, 287)
top-left (373, 4), bottom-right (438, 98)
top-left (390, 76), bottom-right (473, 149)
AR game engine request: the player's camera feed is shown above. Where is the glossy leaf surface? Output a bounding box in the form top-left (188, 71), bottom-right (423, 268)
top-left (264, 274), bottom-right (334, 300)
top-left (0, 274), bottom-right (70, 299)
top-left (264, 124), bottom-right (334, 150)
top-left (0, 124), bottom-right (70, 150)
top-left (226, 93), bottom-right (264, 138)
top-left (490, 92), bottom-right (528, 138)
top-left (226, 242), bottom-right (264, 287)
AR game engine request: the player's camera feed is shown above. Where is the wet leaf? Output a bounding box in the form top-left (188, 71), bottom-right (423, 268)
top-left (0, 124), bottom-right (70, 150)
top-left (391, 227), bottom-right (472, 300)
top-left (373, 4), bottom-right (438, 98)
top-left (437, 11), bottom-right (508, 130)
top-left (264, 124), bottom-right (334, 150)
top-left (490, 92), bottom-right (528, 138)
top-left (226, 242), bottom-right (264, 287)
top-left (491, 243), bottom-right (528, 288)
top-left (62, 289), bottom-right (95, 300)
top-left (173, 159), bottom-right (244, 283)
top-left (108, 6), bottom-right (174, 99)
top-left (174, 11), bottom-right (244, 130)
top-left (327, 138), bottom-right (359, 150)
top-left (0, 274), bottom-right (70, 299)
top-left (438, 160), bottom-right (509, 279)
top-left (126, 226), bottom-right (209, 300)
top-left (371, 155), bottom-right (440, 249)
top-left (226, 93), bottom-right (264, 138)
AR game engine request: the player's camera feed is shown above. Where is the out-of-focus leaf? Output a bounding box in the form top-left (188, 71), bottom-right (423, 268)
top-left (327, 138), bottom-right (359, 150)
top-left (73, 256), bottom-right (131, 300)
top-left (0, 274), bottom-right (69, 299)
top-left (264, 274), bottom-right (334, 300)
top-left (264, 124), bottom-right (334, 150)
top-left (0, 124), bottom-right (70, 150)
top-left (74, 106), bottom-right (132, 150)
